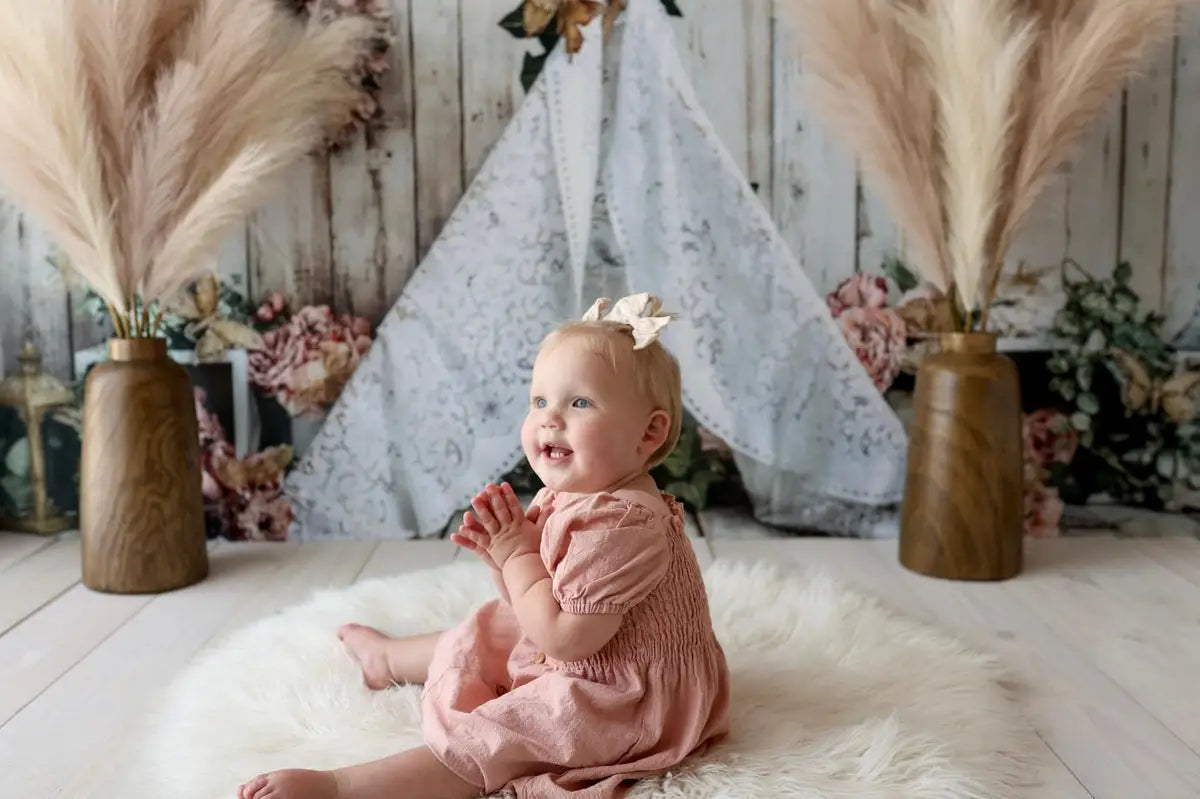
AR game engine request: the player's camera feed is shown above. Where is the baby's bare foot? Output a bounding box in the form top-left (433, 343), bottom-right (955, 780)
top-left (337, 623), bottom-right (399, 690)
top-left (238, 768), bottom-right (337, 799)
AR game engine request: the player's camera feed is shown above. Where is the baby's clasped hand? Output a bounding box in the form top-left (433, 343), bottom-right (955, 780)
top-left (467, 482), bottom-right (546, 568)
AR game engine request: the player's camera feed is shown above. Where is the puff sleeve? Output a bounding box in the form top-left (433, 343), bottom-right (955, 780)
top-left (542, 495), bottom-right (671, 615)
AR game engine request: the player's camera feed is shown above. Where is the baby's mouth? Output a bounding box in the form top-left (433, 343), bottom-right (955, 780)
top-left (542, 444), bottom-right (573, 462)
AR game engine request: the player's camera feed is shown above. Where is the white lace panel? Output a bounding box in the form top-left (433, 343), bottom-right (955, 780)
top-left (284, 0), bottom-right (907, 541)
top-left (606, 0), bottom-right (907, 505)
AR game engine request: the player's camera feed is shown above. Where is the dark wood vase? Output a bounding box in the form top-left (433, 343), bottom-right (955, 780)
top-left (899, 332), bottom-right (1023, 581)
top-left (80, 338), bottom-right (208, 593)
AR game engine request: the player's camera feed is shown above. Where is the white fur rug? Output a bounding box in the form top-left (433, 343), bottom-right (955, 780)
top-left (124, 560), bottom-right (1044, 798)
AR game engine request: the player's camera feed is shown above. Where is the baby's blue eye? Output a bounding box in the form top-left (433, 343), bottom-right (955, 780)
top-left (572, 398), bottom-right (591, 409)
top-left (533, 398), bottom-right (547, 409)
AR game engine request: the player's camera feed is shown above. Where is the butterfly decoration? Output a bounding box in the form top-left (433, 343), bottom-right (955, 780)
top-left (166, 274), bottom-right (265, 361)
top-left (1107, 348), bottom-right (1200, 425)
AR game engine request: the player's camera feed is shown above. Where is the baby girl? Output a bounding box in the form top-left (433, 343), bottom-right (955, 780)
top-left (238, 293), bottom-right (730, 799)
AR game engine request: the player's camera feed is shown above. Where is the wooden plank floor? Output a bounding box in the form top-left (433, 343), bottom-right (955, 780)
top-left (1, 520), bottom-right (1198, 799)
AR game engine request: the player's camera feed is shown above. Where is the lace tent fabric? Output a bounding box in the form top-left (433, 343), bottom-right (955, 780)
top-left (284, 0), bottom-right (909, 541)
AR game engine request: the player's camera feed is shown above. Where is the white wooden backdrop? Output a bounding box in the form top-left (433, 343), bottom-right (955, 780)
top-left (2, 0), bottom-right (1200, 381)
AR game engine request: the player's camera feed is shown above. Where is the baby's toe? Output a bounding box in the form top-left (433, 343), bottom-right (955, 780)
top-left (238, 774), bottom-right (267, 798)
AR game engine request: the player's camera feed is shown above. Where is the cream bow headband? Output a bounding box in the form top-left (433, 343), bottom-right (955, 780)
top-left (581, 292), bottom-right (676, 350)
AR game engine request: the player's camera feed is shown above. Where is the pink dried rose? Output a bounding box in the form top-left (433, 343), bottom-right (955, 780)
top-left (1023, 408), bottom-right (1078, 472)
top-left (249, 305), bottom-right (373, 416)
top-left (836, 307), bottom-right (907, 391)
top-left (826, 274), bottom-right (889, 318)
top-left (1025, 481), bottom-right (1064, 538)
top-left (254, 292), bottom-right (288, 324)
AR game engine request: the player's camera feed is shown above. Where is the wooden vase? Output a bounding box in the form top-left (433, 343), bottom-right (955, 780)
top-left (899, 332), bottom-right (1023, 581)
top-left (80, 338), bottom-right (208, 593)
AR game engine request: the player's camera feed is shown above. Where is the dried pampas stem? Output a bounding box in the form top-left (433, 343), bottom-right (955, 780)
top-left (903, 0), bottom-right (1036, 316)
top-left (0, 0), bottom-right (374, 337)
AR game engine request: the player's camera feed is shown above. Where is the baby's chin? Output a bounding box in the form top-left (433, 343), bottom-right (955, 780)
top-left (529, 460), bottom-right (601, 494)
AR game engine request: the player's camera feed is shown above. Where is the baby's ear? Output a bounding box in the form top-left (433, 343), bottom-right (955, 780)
top-left (642, 409), bottom-right (671, 451)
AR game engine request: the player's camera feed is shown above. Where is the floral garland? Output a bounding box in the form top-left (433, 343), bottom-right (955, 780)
top-left (500, 0), bottom-right (682, 91)
top-left (289, 0), bottom-right (393, 148)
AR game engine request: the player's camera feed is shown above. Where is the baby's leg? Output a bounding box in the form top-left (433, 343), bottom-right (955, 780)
top-left (238, 744), bottom-right (479, 799)
top-left (337, 625), bottom-right (442, 689)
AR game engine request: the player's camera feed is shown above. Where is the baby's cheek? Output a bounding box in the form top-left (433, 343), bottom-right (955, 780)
top-left (519, 418), bottom-right (538, 457)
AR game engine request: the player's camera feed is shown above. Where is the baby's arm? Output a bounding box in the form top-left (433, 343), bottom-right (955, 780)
top-left (502, 551), bottom-right (622, 661)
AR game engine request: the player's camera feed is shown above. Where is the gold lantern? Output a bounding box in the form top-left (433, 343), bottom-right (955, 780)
top-left (0, 341), bottom-right (78, 534)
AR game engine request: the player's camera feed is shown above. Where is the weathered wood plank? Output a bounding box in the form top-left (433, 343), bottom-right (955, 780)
top-left (0, 532), bottom-right (53, 573)
top-left (1003, 537), bottom-right (1200, 757)
top-left (1166, 11), bottom-right (1200, 338)
top-left (330, 0), bottom-right (418, 324)
top-left (745, 1), bottom-right (773, 207)
top-left (856, 174), bottom-right (904, 280)
top-left (1065, 96), bottom-right (1124, 276)
top-left (357, 539), bottom-right (456, 582)
top-left (864, 539), bottom-right (1200, 799)
top-left (412, 0), bottom-right (465, 258)
top-left (0, 208), bottom-right (73, 380)
top-left (0, 536), bottom-right (80, 636)
top-left (770, 4), bottom-right (857, 294)
top-left (1121, 42), bottom-right (1178, 311)
top-left (0, 576), bottom-right (152, 727)
top-left (1132, 535), bottom-right (1200, 587)
top-left (460, 0), bottom-right (530, 185)
top-left (1, 542), bottom-right (309, 796)
top-left (249, 155), bottom-right (334, 308)
top-left (673, 0), bottom-right (754, 182)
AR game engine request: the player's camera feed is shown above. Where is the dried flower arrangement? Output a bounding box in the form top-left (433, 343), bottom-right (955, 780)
top-left (248, 293), bottom-right (374, 418)
top-left (0, 0), bottom-right (376, 341)
top-left (782, 0), bottom-right (1184, 333)
top-left (500, 0), bottom-right (682, 90)
top-left (1043, 260), bottom-right (1200, 510)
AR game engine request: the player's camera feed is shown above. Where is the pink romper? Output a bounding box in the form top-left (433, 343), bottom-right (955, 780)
top-left (421, 489), bottom-right (731, 798)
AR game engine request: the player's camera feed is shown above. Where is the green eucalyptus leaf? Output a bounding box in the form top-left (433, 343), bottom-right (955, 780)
top-left (1114, 261), bottom-right (1133, 285)
top-left (1047, 355), bottom-right (1070, 374)
top-left (1056, 315), bottom-right (1081, 337)
top-left (1058, 381), bottom-right (1077, 401)
top-left (1077, 392), bottom-right (1100, 415)
top-left (882, 256), bottom-right (919, 292)
top-left (1076, 363), bottom-right (1093, 391)
top-left (1082, 328), bottom-right (1107, 354)
top-left (499, 4), bottom-right (528, 37)
top-left (1070, 412), bottom-right (1091, 431)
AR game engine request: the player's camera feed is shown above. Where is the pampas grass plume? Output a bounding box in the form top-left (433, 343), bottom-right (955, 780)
top-left (781, 0), bottom-right (1186, 330)
top-left (0, 0), bottom-right (374, 336)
